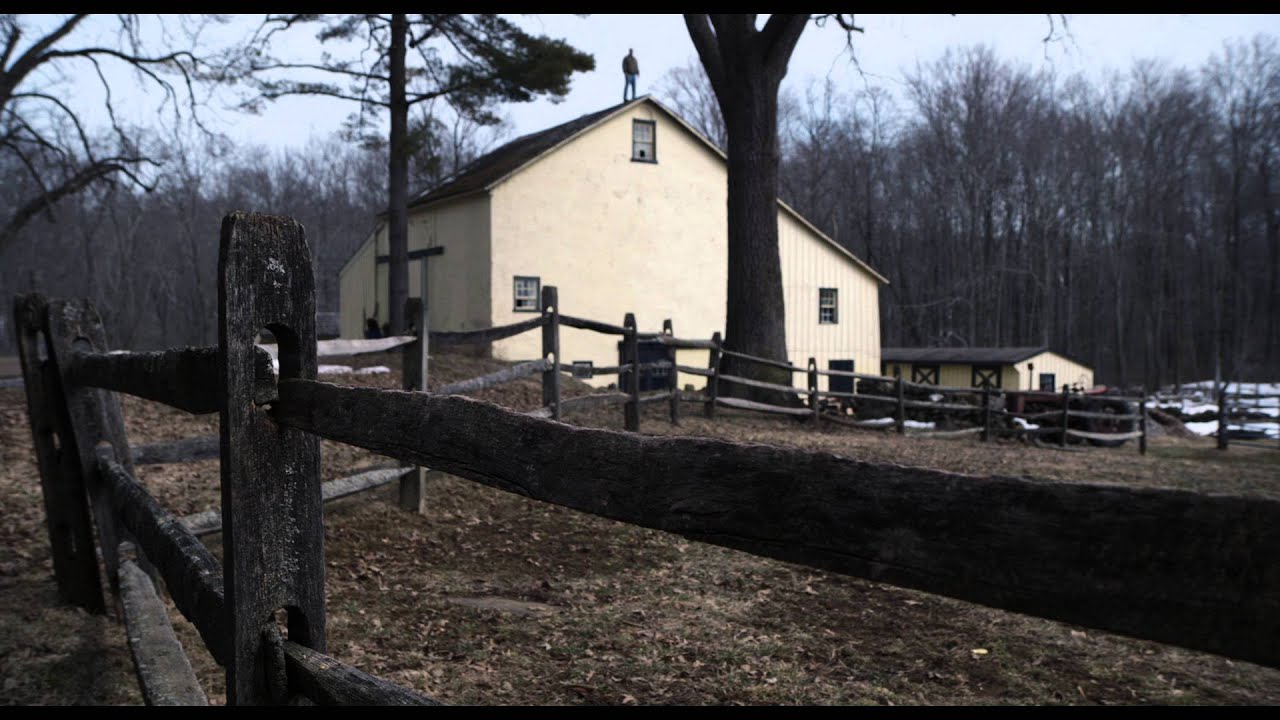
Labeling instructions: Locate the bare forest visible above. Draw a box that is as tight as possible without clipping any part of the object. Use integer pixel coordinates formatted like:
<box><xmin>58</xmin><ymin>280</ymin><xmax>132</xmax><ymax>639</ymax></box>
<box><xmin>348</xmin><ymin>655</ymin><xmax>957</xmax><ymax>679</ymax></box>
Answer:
<box><xmin>4</xmin><ymin>33</ymin><xmax>1279</xmax><ymax>390</ymax></box>
<box><xmin>664</xmin><ymin>38</ymin><xmax>1280</xmax><ymax>389</ymax></box>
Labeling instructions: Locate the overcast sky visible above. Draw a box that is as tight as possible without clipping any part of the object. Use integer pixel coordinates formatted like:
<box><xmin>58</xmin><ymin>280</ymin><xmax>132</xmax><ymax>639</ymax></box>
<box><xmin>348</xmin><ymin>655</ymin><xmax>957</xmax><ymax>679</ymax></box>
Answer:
<box><xmin>27</xmin><ymin>14</ymin><xmax>1280</xmax><ymax>152</ymax></box>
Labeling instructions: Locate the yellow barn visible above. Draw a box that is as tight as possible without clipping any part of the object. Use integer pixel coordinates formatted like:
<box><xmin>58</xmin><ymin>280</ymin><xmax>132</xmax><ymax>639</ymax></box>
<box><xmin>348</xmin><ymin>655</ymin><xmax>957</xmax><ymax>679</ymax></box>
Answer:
<box><xmin>338</xmin><ymin>96</ymin><xmax>888</xmax><ymax>389</ymax></box>
<box><xmin>880</xmin><ymin>347</ymin><xmax>1095</xmax><ymax>392</ymax></box>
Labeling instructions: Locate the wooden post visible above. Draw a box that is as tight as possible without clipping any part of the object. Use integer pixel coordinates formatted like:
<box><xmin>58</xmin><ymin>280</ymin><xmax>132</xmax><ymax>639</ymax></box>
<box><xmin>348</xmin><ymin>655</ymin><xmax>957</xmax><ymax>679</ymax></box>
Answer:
<box><xmin>399</xmin><ymin>298</ymin><xmax>427</xmax><ymax>513</ymax></box>
<box><xmin>542</xmin><ymin>286</ymin><xmax>561</xmax><ymax>421</ymax></box>
<box><xmin>664</xmin><ymin>319</ymin><xmax>679</xmax><ymax>426</ymax></box>
<box><xmin>45</xmin><ymin>296</ymin><xmax>144</xmax><ymax>598</ymax></box>
<box><xmin>218</xmin><ymin>212</ymin><xmax>325</xmax><ymax>704</ymax></box>
<box><xmin>1139</xmin><ymin>388</ymin><xmax>1148</xmax><ymax>456</ymax></box>
<box><xmin>12</xmin><ymin>294</ymin><xmax>105</xmax><ymax>613</ymax></box>
<box><xmin>1060</xmin><ymin>385</ymin><xmax>1071</xmax><ymax>448</ymax></box>
<box><xmin>623</xmin><ymin>313</ymin><xmax>640</xmax><ymax>432</ymax></box>
<box><xmin>1217</xmin><ymin>383</ymin><xmax>1229</xmax><ymax>451</ymax></box>
<box><xmin>808</xmin><ymin>357</ymin><xmax>820</xmax><ymax>426</ymax></box>
<box><xmin>982</xmin><ymin>387</ymin><xmax>992</xmax><ymax>443</ymax></box>
<box><xmin>895</xmin><ymin>374</ymin><xmax>906</xmax><ymax>435</ymax></box>
<box><xmin>705</xmin><ymin>331</ymin><xmax>722</xmax><ymax>419</ymax></box>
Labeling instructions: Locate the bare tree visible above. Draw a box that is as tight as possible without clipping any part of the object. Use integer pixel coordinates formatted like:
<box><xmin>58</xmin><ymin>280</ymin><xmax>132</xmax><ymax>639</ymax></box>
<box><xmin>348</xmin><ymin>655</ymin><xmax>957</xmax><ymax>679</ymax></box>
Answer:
<box><xmin>653</xmin><ymin>59</ymin><xmax>726</xmax><ymax>150</ymax></box>
<box><xmin>0</xmin><ymin>14</ymin><xmax>219</xmax><ymax>252</ymax></box>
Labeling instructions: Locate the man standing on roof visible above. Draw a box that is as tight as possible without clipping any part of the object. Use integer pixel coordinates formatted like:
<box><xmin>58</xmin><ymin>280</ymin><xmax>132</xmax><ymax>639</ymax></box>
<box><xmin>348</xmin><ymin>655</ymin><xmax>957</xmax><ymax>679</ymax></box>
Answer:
<box><xmin>623</xmin><ymin>49</ymin><xmax>639</xmax><ymax>102</ymax></box>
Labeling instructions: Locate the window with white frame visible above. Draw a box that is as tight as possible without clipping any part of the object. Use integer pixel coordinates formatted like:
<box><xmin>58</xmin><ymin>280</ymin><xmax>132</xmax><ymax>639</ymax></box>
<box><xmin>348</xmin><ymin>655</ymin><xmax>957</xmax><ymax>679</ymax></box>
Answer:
<box><xmin>514</xmin><ymin>276</ymin><xmax>540</xmax><ymax>312</ymax></box>
<box><xmin>632</xmin><ymin>120</ymin><xmax>656</xmax><ymax>162</ymax></box>
<box><xmin>819</xmin><ymin>288</ymin><xmax>838</xmax><ymax>324</ymax></box>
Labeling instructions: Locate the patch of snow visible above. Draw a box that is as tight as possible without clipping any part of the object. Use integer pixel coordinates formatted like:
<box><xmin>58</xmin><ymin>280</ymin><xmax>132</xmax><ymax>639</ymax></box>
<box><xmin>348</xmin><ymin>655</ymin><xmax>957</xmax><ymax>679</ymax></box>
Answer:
<box><xmin>354</xmin><ymin>366</ymin><xmax>391</xmax><ymax>375</ymax></box>
<box><xmin>1013</xmin><ymin>417</ymin><xmax>1040</xmax><ymax>430</ymax></box>
<box><xmin>855</xmin><ymin>417</ymin><xmax>935</xmax><ymax>430</ymax></box>
<box><xmin>1175</xmin><ymin>380</ymin><xmax>1280</xmax><ymax>396</ymax></box>
<box><xmin>318</xmin><ymin>364</ymin><xmax>354</xmax><ymax>374</ymax></box>
<box><xmin>1184</xmin><ymin>420</ymin><xmax>1218</xmax><ymax>436</ymax></box>
<box><xmin>1145</xmin><ymin>399</ymin><xmax>1218</xmax><ymax>415</ymax></box>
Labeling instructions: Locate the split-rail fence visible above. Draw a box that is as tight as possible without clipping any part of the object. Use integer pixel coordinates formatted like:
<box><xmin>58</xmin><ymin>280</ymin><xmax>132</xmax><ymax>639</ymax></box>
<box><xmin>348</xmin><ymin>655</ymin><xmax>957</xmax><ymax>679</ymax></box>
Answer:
<box><xmin>12</xmin><ymin>212</ymin><xmax>1279</xmax><ymax>705</ymax></box>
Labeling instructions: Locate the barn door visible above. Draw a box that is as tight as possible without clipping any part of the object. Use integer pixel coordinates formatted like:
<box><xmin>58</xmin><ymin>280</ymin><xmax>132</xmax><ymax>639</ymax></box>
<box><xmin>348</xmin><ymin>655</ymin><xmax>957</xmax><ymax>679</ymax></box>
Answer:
<box><xmin>618</xmin><ymin>339</ymin><xmax>671</xmax><ymax>391</ymax></box>
<box><xmin>829</xmin><ymin>360</ymin><xmax>854</xmax><ymax>394</ymax></box>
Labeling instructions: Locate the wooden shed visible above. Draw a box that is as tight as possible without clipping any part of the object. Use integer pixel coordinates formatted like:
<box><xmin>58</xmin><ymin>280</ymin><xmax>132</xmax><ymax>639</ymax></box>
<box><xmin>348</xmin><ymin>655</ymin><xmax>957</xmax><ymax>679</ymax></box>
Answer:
<box><xmin>880</xmin><ymin>347</ymin><xmax>1094</xmax><ymax>392</ymax></box>
<box><xmin>339</xmin><ymin>96</ymin><xmax>887</xmax><ymax>389</ymax></box>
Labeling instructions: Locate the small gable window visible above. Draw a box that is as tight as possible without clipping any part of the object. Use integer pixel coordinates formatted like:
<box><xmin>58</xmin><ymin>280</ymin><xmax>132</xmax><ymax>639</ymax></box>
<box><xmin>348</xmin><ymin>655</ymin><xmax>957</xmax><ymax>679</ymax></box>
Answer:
<box><xmin>632</xmin><ymin>120</ymin><xmax>656</xmax><ymax>162</ymax></box>
<box><xmin>514</xmin><ymin>276</ymin><xmax>540</xmax><ymax>312</ymax></box>
<box><xmin>1039</xmin><ymin>373</ymin><xmax>1057</xmax><ymax>392</ymax></box>
<box><xmin>819</xmin><ymin>288</ymin><xmax>838</xmax><ymax>324</ymax></box>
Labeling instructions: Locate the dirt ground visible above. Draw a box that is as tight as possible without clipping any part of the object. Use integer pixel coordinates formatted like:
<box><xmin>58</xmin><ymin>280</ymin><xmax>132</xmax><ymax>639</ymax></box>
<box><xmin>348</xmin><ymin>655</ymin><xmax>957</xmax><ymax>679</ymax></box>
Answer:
<box><xmin>2</xmin><ymin>352</ymin><xmax>1279</xmax><ymax>706</ymax></box>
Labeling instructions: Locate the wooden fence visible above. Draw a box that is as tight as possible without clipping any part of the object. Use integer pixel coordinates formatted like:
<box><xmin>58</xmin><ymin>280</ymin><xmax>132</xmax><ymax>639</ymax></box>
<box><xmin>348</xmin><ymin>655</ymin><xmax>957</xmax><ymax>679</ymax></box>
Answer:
<box><xmin>12</xmin><ymin>212</ymin><xmax>1280</xmax><ymax>705</ymax></box>
<box><xmin>1213</xmin><ymin>383</ymin><xmax>1280</xmax><ymax>452</ymax></box>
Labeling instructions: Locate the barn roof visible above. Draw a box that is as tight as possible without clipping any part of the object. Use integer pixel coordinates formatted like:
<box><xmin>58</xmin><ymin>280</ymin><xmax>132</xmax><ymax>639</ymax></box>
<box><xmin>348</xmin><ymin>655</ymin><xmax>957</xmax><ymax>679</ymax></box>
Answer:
<box><xmin>394</xmin><ymin>95</ymin><xmax>888</xmax><ymax>285</ymax></box>
<box><xmin>406</xmin><ymin>102</ymin><xmax>626</xmax><ymax>210</ymax></box>
<box><xmin>881</xmin><ymin>347</ymin><xmax>1054</xmax><ymax>365</ymax></box>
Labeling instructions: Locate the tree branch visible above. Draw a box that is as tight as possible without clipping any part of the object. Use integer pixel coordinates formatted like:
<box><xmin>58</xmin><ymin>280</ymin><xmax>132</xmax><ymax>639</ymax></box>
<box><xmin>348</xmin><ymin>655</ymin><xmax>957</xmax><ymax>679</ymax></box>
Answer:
<box><xmin>248</xmin><ymin>59</ymin><xmax>389</xmax><ymax>82</ymax></box>
<box><xmin>253</xmin><ymin>82</ymin><xmax>390</xmax><ymax>108</ymax></box>
<box><xmin>683</xmin><ymin>14</ymin><xmax>728</xmax><ymax>107</ymax></box>
<box><xmin>759</xmin><ymin>14</ymin><xmax>810</xmax><ymax>76</ymax></box>
<box><xmin>1</xmin><ymin>14</ymin><xmax>86</xmax><ymax>104</ymax></box>
<box><xmin>0</xmin><ymin>159</ymin><xmax>134</xmax><ymax>252</ymax></box>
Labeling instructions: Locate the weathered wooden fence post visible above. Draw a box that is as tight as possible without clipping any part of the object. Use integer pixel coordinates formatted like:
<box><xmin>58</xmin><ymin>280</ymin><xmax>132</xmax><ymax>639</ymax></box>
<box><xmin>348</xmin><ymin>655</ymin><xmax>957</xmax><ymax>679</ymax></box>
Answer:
<box><xmin>399</xmin><ymin>297</ymin><xmax>428</xmax><ymax>513</ymax></box>
<box><xmin>808</xmin><ymin>357</ymin><xmax>820</xmax><ymax>426</ymax></box>
<box><xmin>1139</xmin><ymin>388</ymin><xmax>1148</xmax><ymax>456</ymax></box>
<box><xmin>12</xmin><ymin>294</ymin><xmax>105</xmax><ymax>613</ymax></box>
<box><xmin>705</xmin><ymin>331</ymin><xmax>722</xmax><ymax>419</ymax></box>
<box><xmin>664</xmin><ymin>319</ymin><xmax>678</xmax><ymax>426</ymax></box>
<box><xmin>45</xmin><ymin>296</ymin><xmax>145</xmax><ymax>598</ymax></box>
<box><xmin>542</xmin><ymin>286</ymin><xmax>561</xmax><ymax>421</ymax></box>
<box><xmin>1217</xmin><ymin>383</ymin><xmax>1229</xmax><ymax>451</ymax></box>
<box><xmin>219</xmin><ymin>212</ymin><xmax>325</xmax><ymax>704</ymax></box>
<box><xmin>982</xmin><ymin>387</ymin><xmax>992</xmax><ymax>442</ymax></box>
<box><xmin>1060</xmin><ymin>385</ymin><xmax>1071</xmax><ymax>448</ymax></box>
<box><xmin>623</xmin><ymin>313</ymin><xmax>640</xmax><ymax>432</ymax></box>
<box><xmin>895</xmin><ymin>373</ymin><xmax>906</xmax><ymax>435</ymax></box>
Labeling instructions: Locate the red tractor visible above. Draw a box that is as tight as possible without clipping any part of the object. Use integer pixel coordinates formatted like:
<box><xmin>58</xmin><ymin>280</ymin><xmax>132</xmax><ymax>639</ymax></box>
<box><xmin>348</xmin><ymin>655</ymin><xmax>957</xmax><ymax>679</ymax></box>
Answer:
<box><xmin>1004</xmin><ymin>386</ymin><xmax>1139</xmax><ymax>447</ymax></box>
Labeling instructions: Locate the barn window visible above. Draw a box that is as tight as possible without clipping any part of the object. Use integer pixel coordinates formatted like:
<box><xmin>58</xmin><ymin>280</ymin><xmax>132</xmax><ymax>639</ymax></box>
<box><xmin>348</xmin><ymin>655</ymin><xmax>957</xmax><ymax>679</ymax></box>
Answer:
<box><xmin>513</xmin><ymin>276</ymin><xmax>540</xmax><ymax>312</ymax></box>
<box><xmin>912</xmin><ymin>364</ymin><xmax>939</xmax><ymax>385</ymax></box>
<box><xmin>818</xmin><ymin>288</ymin><xmax>838</xmax><ymax>324</ymax></box>
<box><xmin>632</xmin><ymin>120</ymin><xmax>656</xmax><ymax>162</ymax></box>
<box><xmin>971</xmin><ymin>365</ymin><xmax>1002</xmax><ymax>389</ymax></box>
<box><xmin>1039</xmin><ymin>373</ymin><xmax>1057</xmax><ymax>392</ymax></box>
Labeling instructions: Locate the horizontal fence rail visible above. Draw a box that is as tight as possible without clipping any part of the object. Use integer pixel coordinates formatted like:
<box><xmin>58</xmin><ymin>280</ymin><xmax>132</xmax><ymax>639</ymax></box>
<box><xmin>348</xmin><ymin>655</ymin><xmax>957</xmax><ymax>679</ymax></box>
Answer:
<box><xmin>180</xmin><ymin>466</ymin><xmax>412</xmax><ymax>538</ymax></box>
<box><xmin>429</xmin><ymin>316</ymin><xmax>545</xmax><ymax>348</ymax></box>
<box><xmin>433</xmin><ymin>359</ymin><xmax>551</xmax><ymax>396</ymax></box>
<box><xmin>278</xmin><ymin>636</ymin><xmax>439</xmax><ymax>705</ymax></box>
<box><xmin>268</xmin><ymin>380</ymin><xmax>1280</xmax><ymax>669</ymax></box>
<box><xmin>118</xmin><ymin>554</ymin><xmax>209</xmax><ymax>706</ymax></box>
<box><xmin>65</xmin><ymin>347</ymin><xmax>276</xmax><ymax>414</ymax></box>
<box><xmin>99</xmin><ymin>455</ymin><xmax>230</xmax><ymax>666</ymax></box>
<box><xmin>718</xmin><ymin>348</ymin><xmax>802</xmax><ymax>372</ymax></box>
<box><xmin>130</xmin><ymin>435</ymin><xmax>220</xmax><ymax>465</ymax></box>
<box><xmin>558</xmin><ymin>314</ymin><xmax>628</xmax><ymax>336</ymax></box>
<box><xmin>718</xmin><ymin>373</ymin><xmax>806</xmax><ymax>395</ymax></box>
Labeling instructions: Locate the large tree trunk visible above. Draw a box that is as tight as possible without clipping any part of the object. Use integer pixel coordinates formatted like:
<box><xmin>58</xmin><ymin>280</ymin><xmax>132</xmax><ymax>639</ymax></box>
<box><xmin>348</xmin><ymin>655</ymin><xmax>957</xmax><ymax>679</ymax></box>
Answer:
<box><xmin>684</xmin><ymin>14</ymin><xmax>808</xmax><ymax>404</ymax></box>
<box><xmin>720</xmin><ymin>75</ymin><xmax>791</xmax><ymax>397</ymax></box>
<box><xmin>387</xmin><ymin>13</ymin><xmax>410</xmax><ymax>334</ymax></box>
